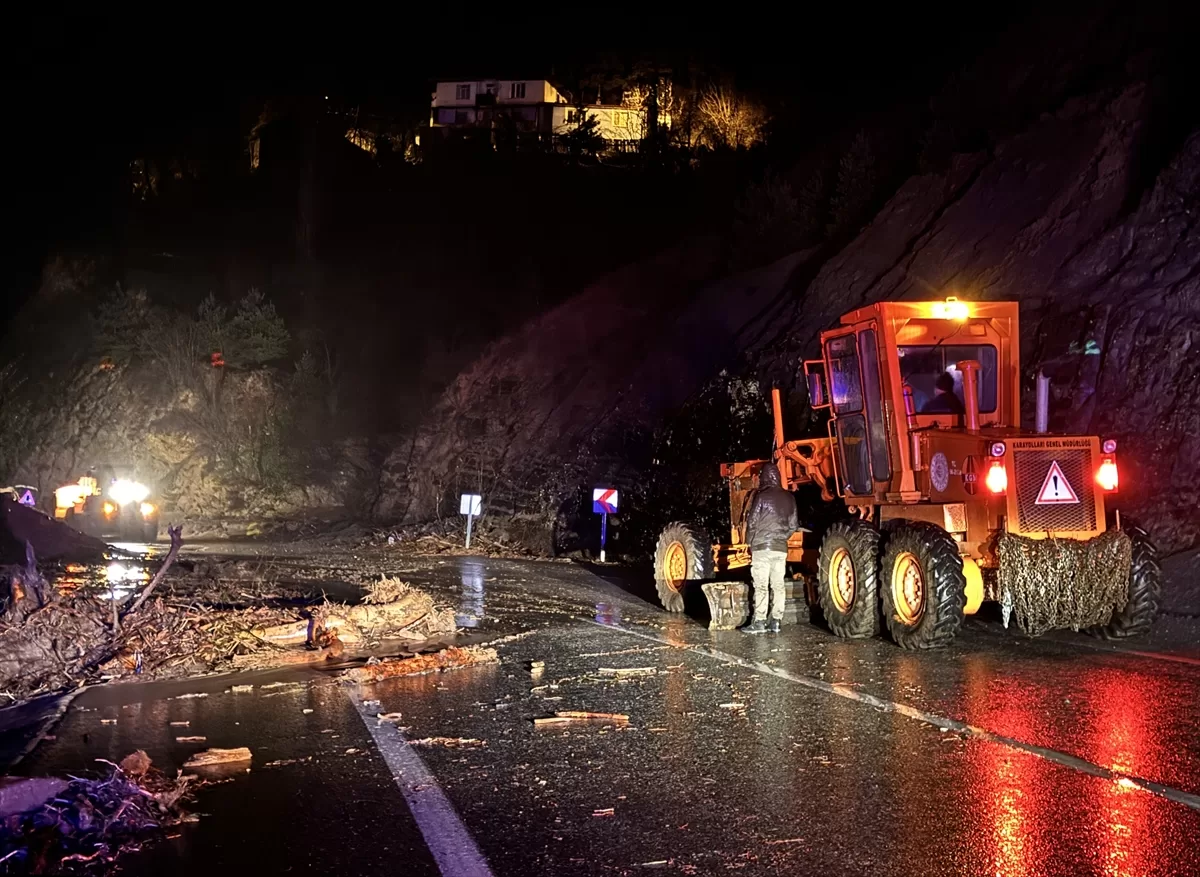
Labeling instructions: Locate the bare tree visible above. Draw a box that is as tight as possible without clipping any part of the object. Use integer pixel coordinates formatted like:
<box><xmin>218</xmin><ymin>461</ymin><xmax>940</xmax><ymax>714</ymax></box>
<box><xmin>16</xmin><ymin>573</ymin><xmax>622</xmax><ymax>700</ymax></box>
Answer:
<box><xmin>697</xmin><ymin>86</ymin><xmax>767</xmax><ymax>149</ymax></box>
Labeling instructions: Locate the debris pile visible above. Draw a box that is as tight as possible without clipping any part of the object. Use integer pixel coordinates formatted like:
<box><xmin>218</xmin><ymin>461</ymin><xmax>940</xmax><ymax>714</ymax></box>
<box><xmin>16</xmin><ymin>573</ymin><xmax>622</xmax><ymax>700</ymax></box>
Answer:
<box><xmin>363</xmin><ymin>522</ymin><xmax>544</xmax><ymax>559</ymax></box>
<box><xmin>1</xmin><ymin>542</ymin><xmax>457</xmax><ymax>704</ymax></box>
<box><xmin>0</xmin><ymin>751</ymin><xmax>196</xmax><ymax>874</ymax></box>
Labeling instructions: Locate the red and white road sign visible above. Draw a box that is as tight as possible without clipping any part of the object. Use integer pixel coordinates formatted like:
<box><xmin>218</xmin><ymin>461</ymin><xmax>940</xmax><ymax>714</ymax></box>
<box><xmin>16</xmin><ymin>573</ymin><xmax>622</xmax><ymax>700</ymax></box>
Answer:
<box><xmin>592</xmin><ymin>488</ymin><xmax>619</xmax><ymax>514</ymax></box>
<box><xmin>1035</xmin><ymin>461</ymin><xmax>1080</xmax><ymax>505</ymax></box>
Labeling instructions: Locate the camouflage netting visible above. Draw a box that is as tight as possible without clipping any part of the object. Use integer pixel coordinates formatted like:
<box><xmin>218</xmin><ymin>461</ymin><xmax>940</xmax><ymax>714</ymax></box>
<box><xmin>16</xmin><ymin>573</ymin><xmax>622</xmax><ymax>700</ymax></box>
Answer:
<box><xmin>997</xmin><ymin>530</ymin><xmax>1132</xmax><ymax>636</ymax></box>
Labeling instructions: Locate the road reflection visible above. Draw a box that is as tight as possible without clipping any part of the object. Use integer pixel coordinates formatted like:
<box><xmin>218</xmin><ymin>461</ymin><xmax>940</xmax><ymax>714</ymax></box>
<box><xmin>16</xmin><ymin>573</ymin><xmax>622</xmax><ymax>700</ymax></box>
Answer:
<box><xmin>1089</xmin><ymin>671</ymin><xmax>1153</xmax><ymax>877</ymax></box>
<box><xmin>958</xmin><ymin>654</ymin><xmax>1176</xmax><ymax>877</ymax></box>
<box><xmin>457</xmin><ymin>561</ymin><xmax>485</xmax><ymax>628</ymax></box>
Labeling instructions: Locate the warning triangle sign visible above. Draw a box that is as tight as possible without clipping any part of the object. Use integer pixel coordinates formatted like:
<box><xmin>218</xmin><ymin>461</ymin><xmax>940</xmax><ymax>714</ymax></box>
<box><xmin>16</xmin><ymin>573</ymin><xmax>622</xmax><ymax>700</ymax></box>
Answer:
<box><xmin>1035</xmin><ymin>461</ymin><xmax>1080</xmax><ymax>505</ymax></box>
<box><xmin>17</xmin><ymin>490</ymin><xmax>35</xmax><ymax>506</ymax></box>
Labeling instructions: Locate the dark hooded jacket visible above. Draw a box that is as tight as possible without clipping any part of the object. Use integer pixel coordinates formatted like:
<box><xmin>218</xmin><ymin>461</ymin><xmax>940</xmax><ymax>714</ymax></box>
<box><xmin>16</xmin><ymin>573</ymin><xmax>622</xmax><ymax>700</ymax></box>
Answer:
<box><xmin>745</xmin><ymin>463</ymin><xmax>799</xmax><ymax>553</ymax></box>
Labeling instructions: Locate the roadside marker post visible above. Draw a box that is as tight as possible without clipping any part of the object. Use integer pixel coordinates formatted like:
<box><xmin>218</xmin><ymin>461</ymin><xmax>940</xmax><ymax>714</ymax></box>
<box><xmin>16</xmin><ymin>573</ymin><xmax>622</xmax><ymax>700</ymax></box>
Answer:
<box><xmin>592</xmin><ymin>488</ymin><xmax>619</xmax><ymax>563</ymax></box>
<box><xmin>460</xmin><ymin>494</ymin><xmax>482</xmax><ymax>550</ymax></box>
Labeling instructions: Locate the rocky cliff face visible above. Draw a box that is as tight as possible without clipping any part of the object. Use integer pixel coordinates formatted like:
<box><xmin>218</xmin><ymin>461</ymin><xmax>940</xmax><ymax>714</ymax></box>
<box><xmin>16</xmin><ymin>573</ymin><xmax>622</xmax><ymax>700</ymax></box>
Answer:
<box><xmin>377</xmin><ymin>79</ymin><xmax>1199</xmax><ymax>555</ymax></box>
<box><xmin>10</xmin><ymin>363</ymin><xmax>355</xmax><ymax>537</ymax></box>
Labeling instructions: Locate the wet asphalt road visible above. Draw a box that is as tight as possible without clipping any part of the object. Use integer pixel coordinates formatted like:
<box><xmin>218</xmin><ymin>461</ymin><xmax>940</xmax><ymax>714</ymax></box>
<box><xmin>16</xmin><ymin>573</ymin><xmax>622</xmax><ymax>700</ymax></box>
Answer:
<box><xmin>10</xmin><ymin>554</ymin><xmax>1200</xmax><ymax>876</ymax></box>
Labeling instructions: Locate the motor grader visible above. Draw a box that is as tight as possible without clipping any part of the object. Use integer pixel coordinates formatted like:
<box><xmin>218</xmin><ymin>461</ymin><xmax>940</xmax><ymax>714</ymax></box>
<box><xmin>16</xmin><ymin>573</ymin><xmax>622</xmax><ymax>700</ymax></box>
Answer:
<box><xmin>653</xmin><ymin>298</ymin><xmax>1160</xmax><ymax>648</ymax></box>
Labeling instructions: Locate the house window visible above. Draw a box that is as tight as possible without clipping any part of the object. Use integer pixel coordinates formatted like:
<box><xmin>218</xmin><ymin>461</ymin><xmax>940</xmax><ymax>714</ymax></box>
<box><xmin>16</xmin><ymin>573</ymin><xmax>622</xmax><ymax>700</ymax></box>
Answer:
<box><xmin>456</xmin><ymin>84</ymin><xmax>471</xmax><ymax>100</ymax></box>
<box><xmin>566</xmin><ymin>109</ymin><xmax>576</xmax><ymax>123</ymax></box>
<box><xmin>509</xmin><ymin>81</ymin><xmax>526</xmax><ymax>99</ymax></box>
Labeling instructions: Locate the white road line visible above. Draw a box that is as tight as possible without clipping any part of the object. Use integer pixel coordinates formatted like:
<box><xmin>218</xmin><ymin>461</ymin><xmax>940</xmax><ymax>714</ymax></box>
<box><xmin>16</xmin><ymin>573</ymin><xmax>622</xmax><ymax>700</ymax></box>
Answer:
<box><xmin>585</xmin><ymin>619</ymin><xmax>1200</xmax><ymax>813</ymax></box>
<box><xmin>347</xmin><ymin>688</ymin><xmax>495</xmax><ymax>877</ymax></box>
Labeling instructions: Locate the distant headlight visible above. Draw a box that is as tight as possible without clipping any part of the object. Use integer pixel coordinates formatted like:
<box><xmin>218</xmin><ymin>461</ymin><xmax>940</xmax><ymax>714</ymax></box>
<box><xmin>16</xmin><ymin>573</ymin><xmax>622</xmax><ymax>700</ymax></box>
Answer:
<box><xmin>108</xmin><ymin>479</ymin><xmax>150</xmax><ymax>506</ymax></box>
<box><xmin>102</xmin><ymin>501</ymin><xmax>117</xmax><ymax>516</ymax></box>
<box><xmin>140</xmin><ymin>502</ymin><xmax>156</xmax><ymax>518</ymax></box>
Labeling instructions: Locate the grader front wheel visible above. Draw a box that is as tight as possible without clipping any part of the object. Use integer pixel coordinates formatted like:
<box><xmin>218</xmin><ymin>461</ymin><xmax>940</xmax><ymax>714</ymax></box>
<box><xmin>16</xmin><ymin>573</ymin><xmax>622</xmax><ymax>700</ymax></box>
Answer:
<box><xmin>653</xmin><ymin>522</ymin><xmax>714</xmax><ymax>612</ymax></box>
<box><xmin>880</xmin><ymin>523</ymin><xmax>966</xmax><ymax>650</ymax></box>
<box><xmin>817</xmin><ymin>521</ymin><xmax>880</xmax><ymax>638</ymax></box>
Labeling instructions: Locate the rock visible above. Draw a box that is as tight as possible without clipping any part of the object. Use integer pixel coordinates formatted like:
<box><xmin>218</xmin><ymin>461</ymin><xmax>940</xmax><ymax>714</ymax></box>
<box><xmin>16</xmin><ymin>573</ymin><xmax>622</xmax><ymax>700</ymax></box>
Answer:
<box><xmin>0</xmin><ymin>776</ymin><xmax>69</xmax><ymax>818</ymax></box>
<box><xmin>119</xmin><ymin>749</ymin><xmax>152</xmax><ymax>778</ymax></box>
<box><xmin>0</xmin><ymin>500</ymin><xmax>107</xmax><ymax>564</ymax></box>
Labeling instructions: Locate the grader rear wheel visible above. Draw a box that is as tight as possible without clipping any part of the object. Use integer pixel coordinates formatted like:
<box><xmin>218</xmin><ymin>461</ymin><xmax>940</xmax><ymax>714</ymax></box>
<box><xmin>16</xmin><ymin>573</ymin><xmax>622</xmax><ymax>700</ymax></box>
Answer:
<box><xmin>880</xmin><ymin>522</ymin><xmax>966</xmax><ymax>650</ymax></box>
<box><xmin>1090</xmin><ymin>522</ymin><xmax>1161</xmax><ymax>639</ymax></box>
<box><xmin>653</xmin><ymin>522</ymin><xmax>714</xmax><ymax>612</ymax></box>
<box><xmin>816</xmin><ymin>521</ymin><xmax>880</xmax><ymax>638</ymax></box>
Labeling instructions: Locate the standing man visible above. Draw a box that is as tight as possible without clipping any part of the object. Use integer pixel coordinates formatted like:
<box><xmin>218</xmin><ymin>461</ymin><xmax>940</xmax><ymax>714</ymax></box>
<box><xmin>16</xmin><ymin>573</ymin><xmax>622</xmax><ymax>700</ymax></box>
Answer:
<box><xmin>744</xmin><ymin>462</ymin><xmax>799</xmax><ymax>634</ymax></box>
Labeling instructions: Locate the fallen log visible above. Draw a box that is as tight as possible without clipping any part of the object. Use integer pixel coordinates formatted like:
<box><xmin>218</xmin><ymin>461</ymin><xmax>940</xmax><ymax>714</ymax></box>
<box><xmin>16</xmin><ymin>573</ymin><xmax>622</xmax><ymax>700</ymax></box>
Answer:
<box><xmin>344</xmin><ymin>645</ymin><xmax>499</xmax><ymax>683</ymax></box>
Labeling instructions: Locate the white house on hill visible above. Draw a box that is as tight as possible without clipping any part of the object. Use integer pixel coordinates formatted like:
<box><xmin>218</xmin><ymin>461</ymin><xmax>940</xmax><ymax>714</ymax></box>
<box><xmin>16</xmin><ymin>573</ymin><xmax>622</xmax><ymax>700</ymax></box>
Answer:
<box><xmin>428</xmin><ymin>78</ymin><xmax>657</xmax><ymax>149</ymax></box>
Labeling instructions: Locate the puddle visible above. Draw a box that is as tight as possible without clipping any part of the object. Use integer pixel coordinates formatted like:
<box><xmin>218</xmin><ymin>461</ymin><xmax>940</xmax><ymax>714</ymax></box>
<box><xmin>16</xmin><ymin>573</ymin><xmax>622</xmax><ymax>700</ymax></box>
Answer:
<box><xmin>55</xmin><ymin>557</ymin><xmax>152</xmax><ymax>599</ymax></box>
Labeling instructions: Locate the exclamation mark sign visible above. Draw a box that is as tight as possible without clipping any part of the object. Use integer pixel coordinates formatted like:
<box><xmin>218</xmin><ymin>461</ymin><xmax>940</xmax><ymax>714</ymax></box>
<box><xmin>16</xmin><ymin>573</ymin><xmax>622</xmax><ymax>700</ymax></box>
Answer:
<box><xmin>1052</xmin><ymin>474</ymin><xmax>1060</xmax><ymax>496</ymax></box>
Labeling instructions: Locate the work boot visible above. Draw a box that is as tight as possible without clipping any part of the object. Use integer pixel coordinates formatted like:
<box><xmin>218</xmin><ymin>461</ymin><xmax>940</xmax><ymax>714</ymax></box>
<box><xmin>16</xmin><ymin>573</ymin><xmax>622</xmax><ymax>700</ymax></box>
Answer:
<box><xmin>767</xmin><ymin>619</ymin><xmax>781</xmax><ymax>634</ymax></box>
<box><xmin>743</xmin><ymin>620</ymin><xmax>767</xmax><ymax>634</ymax></box>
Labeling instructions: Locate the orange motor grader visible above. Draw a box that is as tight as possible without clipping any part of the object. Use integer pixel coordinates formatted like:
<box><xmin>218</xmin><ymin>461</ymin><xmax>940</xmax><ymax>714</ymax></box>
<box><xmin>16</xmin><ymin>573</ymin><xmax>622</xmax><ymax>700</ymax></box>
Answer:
<box><xmin>653</xmin><ymin>298</ymin><xmax>1160</xmax><ymax>648</ymax></box>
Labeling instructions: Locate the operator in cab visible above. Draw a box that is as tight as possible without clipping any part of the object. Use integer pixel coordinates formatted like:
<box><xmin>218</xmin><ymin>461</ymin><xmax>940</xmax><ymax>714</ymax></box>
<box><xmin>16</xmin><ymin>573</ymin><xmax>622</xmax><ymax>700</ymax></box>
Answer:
<box><xmin>921</xmin><ymin>371</ymin><xmax>965</xmax><ymax>415</ymax></box>
<box><xmin>743</xmin><ymin>463</ymin><xmax>799</xmax><ymax>635</ymax></box>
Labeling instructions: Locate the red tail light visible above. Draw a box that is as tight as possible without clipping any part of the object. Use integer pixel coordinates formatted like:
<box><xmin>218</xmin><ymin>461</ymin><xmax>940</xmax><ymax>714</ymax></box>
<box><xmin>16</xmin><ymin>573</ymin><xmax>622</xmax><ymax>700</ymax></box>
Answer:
<box><xmin>1097</xmin><ymin>457</ymin><xmax>1118</xmax><ymax>491</ymax></box>
<box><xmin>985</xmin><ymin>460</ymin><xmax>1008</xmax><ymax>494</ymax></box>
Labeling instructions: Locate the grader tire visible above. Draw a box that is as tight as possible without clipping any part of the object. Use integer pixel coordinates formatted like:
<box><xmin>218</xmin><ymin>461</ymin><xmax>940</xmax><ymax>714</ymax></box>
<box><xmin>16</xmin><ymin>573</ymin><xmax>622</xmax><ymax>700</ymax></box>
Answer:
<box><xmin>880</xmin><ymin>522</ymin><xmax>966</xmax><ymax>650</ymax></box>
<box><xmin>817</xmin><ymin>521</ymin><xmax>880</xmax><ymax>639</ymax></box>
<box><xmin>653</xmin><ymin>522</ymin><xmax>714</xmax><ymax>613</ymax></box>
<box><xmin>1091</xmin><ymin>523</ymin><xmax>1161</xmax><ymax>639</ymax></box>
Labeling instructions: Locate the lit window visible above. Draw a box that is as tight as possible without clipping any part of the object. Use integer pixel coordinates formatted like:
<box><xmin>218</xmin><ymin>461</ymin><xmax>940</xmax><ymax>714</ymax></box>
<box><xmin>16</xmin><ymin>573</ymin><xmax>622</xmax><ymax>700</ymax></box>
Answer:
<box><xmin>510</xmin><ymin>81</ymin><xmax>526</xmax><ymax>99</ymax></box>
<box><xmin>456</xmin><ymin>84</ymin><xmax>471</xmax><ymax>100</ymax></box>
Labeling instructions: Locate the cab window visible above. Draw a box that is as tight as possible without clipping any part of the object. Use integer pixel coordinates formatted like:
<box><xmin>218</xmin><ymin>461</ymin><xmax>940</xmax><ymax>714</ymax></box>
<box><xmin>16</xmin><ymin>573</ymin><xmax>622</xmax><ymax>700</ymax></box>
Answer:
<box><xmin>827</xmin><ymin>335</ymin><xmax>862</xmax><ymax>415</ymax></box>
<box><xmin>898</xmin><ymin>344</ymin><xmax>998</xmax><ymax>414</ymax></box>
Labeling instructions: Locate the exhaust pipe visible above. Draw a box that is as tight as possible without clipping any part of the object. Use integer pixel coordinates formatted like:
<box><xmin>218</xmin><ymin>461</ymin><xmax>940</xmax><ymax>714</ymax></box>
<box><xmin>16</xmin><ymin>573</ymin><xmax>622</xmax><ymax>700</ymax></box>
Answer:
<box><xmin>1035</xmin><ymin>369</ymin><xmax>1050</xmax><ymax>434</ymax></box>
<box><xmin>957</xmin><ymin>360</ymin><xmax>981</xmax><ymax>434</ymax></box>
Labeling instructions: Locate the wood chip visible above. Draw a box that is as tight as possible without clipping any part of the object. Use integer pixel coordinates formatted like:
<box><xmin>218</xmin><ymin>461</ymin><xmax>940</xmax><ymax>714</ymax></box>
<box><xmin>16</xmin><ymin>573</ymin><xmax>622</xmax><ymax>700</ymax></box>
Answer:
<box><xmin>407</xmin><ymin>737</ymin><xmax>486</xmax><ymax>748</ymax></box>
<box><xmin>176</xmin><ymin>736</ymin><xmax>207</xmax><ymax>743</ymax></box>
<box><xmin>169</xmin><ymin>721</ymin><xmax>190</xmax><ymax>727</ymax></box>
<box><xmin>230</xmin><ymin>684</ymin><xmax>254</xmax><ymax>693</ymax></box>
<box><xmin>100</xmin><ymin>718</ymin><xmax>117</xmax><ymax>725</ymax></box>
<box><xmin>598</xmin><ymin>667</ymin><xmax>656</xmax><ymax>677</ymax></box>
<box><xmin>182</xmin><ymin>747</ymin><xmax>252</xmax><ymax>768</ymax></box>
<box><xmin>534</xmin><ymin>710</ymin><xmax>629</xmax><ymax>726</ymax></box>
<box><xmin>718</xmin><ymin>703</ymin><xmax>746</xmax><ymax>710</ymax></box>
<box><xmin>592</xmin><ymin>808</ymin><xmax>615</xmax><ymax>817</ymax></box>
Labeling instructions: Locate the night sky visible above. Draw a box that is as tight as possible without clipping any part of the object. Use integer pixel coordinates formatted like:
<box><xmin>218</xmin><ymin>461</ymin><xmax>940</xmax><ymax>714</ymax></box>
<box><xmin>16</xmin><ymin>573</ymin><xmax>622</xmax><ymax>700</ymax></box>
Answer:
<box><xmin>4</xmin><ymin>9</ymin><xmax>1032</xmax><ymax>320</ymax></box>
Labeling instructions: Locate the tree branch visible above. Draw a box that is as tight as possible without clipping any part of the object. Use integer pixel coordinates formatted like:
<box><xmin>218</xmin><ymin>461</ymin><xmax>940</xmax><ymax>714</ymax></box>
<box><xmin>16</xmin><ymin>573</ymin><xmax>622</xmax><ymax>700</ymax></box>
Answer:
<box><xmin>122</xmin><ymin>525</ymin><xmax>183</xmax><ymax>617</ymax></box>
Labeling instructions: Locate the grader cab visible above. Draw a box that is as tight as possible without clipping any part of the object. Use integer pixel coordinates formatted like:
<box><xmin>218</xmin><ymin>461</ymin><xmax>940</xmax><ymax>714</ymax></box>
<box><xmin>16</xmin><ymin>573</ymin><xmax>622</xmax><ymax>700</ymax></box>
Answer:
<box><xmin>653</xmin><ymin>298</ymin><xmax>1160</xmax><ymax>647</ymax></box>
